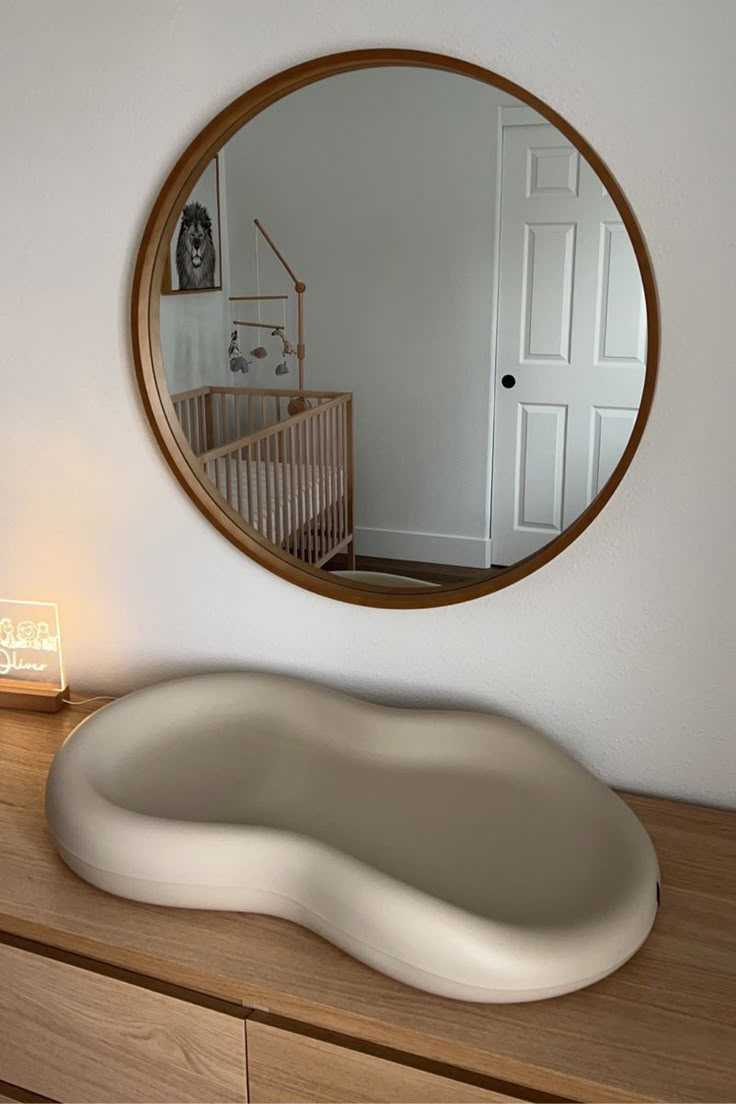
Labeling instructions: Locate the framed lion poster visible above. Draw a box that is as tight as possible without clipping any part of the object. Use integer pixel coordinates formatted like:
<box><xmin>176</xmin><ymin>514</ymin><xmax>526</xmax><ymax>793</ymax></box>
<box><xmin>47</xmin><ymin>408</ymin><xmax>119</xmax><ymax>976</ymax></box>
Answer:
<box><xmin>163</xmin><ymin>156</ymin><xmax>222</xmax><ymax>293</ymax></box>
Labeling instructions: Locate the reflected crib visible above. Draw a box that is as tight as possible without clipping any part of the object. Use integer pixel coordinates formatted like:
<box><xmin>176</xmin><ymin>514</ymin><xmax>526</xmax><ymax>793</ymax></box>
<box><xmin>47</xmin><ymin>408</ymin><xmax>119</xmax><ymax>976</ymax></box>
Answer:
<box><xmin>172</xmin><ymin>385</ymin><xmax>354</xmax><ymax>567</ymax></box>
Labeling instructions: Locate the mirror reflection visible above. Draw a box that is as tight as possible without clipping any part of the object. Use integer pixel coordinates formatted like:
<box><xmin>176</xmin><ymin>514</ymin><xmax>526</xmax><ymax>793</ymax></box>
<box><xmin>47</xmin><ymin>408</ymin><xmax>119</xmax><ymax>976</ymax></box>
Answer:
<box><xmin>160</xmin><ymin>66</ymin><xmax>646</xmax><ymax>589</ymax></box>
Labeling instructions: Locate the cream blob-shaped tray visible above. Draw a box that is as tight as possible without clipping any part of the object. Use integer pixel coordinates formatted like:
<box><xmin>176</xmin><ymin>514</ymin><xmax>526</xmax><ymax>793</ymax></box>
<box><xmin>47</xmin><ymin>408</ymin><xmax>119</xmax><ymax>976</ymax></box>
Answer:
<box><xmin>45</xmin><ymin>673</ymin><xmax>659</xmax><ymax>1003</ymax></box>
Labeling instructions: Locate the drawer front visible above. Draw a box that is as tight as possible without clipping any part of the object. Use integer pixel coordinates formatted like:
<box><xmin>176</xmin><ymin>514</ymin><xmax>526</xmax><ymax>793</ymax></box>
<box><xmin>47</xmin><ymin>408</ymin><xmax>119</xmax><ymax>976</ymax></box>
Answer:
<box><xmin>0</xmin><ymin>1082</ymin><xmax>52</xmax><ymax>1103</ymax></box>
<box><xmin>0</xmin><ymin>944</ymin><xmax>246</xmax><ymax>1103</ymax></box>
<box><xmin>246</xmin><ymin>1020</ymin><xmax>522</xmax><ymax>1103</ymax></box>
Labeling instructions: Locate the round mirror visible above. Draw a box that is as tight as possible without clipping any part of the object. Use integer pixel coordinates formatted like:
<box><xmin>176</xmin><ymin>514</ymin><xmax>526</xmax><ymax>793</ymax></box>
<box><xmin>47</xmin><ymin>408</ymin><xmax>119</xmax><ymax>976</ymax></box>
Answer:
<box><xmin>133</xmin><ymin>49</ymin><xmax>658</xmax><ymax>609</ymax></box>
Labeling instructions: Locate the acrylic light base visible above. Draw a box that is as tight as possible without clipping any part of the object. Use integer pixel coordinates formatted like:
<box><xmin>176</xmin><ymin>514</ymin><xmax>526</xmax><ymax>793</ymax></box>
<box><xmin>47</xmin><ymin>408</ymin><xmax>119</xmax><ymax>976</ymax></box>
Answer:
<box><xmin>0</xmin><ymin>679</ymin><xmax>69</xmax><ymax>713</ymax></box>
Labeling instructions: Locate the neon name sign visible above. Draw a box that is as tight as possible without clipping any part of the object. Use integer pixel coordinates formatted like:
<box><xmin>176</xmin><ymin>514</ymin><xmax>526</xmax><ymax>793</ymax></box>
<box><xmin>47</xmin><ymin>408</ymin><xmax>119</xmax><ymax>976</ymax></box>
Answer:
<box><xmin>0</xmin><ymin>600</ymin><xmax>64</xmax><ymax>688</ymax></box>
<box><xmin>0</xmin><ymin>650</ymin><xmax>48</xmax><ymax>675</ymax></box>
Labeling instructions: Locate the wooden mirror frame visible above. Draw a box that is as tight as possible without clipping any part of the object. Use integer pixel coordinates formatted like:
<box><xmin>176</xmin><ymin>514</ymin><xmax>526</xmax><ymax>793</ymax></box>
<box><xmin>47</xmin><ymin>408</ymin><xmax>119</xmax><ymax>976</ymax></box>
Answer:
<box><xmin>132</xmin><ymin>48</ymin><xmax>659</xmax><ymax>610</ymax></box>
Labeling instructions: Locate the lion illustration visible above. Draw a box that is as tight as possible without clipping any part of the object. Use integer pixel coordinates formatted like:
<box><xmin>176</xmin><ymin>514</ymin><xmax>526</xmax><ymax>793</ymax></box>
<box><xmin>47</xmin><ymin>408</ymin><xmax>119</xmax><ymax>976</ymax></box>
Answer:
<box><xmin>175</xmin><ymin>202</ymin><xmax>217</xmax><ymax>289</ymax></box>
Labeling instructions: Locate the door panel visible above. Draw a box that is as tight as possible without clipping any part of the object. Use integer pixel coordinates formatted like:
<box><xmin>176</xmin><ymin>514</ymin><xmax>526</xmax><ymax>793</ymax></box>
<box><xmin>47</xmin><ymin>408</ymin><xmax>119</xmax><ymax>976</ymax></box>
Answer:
<box><xmin>491</xmin><ymin>122</ymin><xmax>645</xmax><ymax>565</ymax></box>
<box><xmin>517</xmin><ymin>404</ymin><xmax>567</xmax><ymax>532</ymax></box>
<box><xmin>596</xmin><ymin>223</ymin><xmax>647</xmax><ymax>363</ymax></box>
<box><xmin>588</xmin><ymin>406</ymin><xmax>638</xmax><ymax>499</ymax></box>
<box><xmin>522</xmin><ymin>223</ymin><xmax>575</xmax><ymax>362</ymax></box>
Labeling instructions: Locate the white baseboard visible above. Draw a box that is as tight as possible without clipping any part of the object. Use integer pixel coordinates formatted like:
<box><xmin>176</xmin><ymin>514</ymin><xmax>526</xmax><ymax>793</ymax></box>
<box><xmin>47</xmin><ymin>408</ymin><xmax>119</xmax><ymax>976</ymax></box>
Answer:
<box><xmin>355</xmin><ymin>527</ymin><xmax>493</xmax><ymax>569</ymax></box>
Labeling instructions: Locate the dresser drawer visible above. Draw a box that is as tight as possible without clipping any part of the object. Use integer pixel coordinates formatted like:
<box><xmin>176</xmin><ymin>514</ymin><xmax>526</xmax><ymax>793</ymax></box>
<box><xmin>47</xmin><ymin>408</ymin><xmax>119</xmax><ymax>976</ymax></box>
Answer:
<box><xmin>0</xmin><ymin>943</ymin><xmax>246</xmax><ymax>1103</ymax></box>
<box><xmin>246</xmin><ymin>1020</ymin><xmax>525</xmax><ymax>1103</ymax></box>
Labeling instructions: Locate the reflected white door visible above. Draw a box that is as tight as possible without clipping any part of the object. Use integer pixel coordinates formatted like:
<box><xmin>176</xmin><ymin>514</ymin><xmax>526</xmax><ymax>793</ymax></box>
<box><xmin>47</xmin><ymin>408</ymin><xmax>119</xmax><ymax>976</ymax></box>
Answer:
<box><xmin>490</xmin><ymin>122</ymin><xmax>646</xmax><ymax>566</ymax></box>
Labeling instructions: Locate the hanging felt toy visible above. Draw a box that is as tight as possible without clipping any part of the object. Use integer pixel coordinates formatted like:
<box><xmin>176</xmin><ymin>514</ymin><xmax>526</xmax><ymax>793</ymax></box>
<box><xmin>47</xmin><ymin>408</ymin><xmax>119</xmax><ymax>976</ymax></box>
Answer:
<box><xmin>250</xmin><ymin>346</ymin><xmax>268</xmax><ymax>359</ymax></box>
<box><xmin>275</xmin><ymin>361</ymin><xmax>289</xmax><ymax>376</ymax></box>
<box><xmin>228</xmin><ymin>330</ymin><xmax>250</xmax><ymax>374</ymax></box>
<box><xmin>271</xmin><ymin>326</ymin><xmax>296</xmax><ymax>358</ymax></box>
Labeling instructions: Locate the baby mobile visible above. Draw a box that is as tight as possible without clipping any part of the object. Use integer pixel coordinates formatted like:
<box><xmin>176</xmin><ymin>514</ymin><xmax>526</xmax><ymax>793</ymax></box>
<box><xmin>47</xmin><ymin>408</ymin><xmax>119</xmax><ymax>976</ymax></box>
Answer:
<box><xmin>228</xmin><ymin>219</ymin><xmax>305</xmax><ymax>389</ymax></box>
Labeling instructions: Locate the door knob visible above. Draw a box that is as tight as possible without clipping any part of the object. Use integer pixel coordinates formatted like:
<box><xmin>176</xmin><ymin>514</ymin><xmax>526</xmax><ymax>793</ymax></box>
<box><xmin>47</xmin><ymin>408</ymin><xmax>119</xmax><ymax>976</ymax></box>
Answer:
<box><xmin>501</xmin><ymin>374</ymin><xmax>516</xmax><ymax>389</ymax></box>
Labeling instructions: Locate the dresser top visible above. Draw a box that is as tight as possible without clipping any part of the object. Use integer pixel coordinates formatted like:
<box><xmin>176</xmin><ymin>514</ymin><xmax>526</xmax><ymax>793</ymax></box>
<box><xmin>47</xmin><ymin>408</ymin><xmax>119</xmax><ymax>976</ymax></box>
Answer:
<box><xmin>1</xmin><ymin>700</ymin><xmax>734</xmax><ymax>1103</ymax></box>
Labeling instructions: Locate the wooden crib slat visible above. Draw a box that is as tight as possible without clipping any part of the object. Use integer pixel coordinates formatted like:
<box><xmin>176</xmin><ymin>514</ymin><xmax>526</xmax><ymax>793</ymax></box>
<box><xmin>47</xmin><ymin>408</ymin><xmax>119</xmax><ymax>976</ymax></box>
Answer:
<box><xmin>283</xmin><ymin>429</ymin><xmax>289</xmax><ymax>554</ymax></box>
<box><xmin>179</xmin><ymin>400</ymin><xmax>186</xmax><ymax>444</ymax></box>
<box><xmin>319</xmin><ymin>417</ymin><xmax>325</xmax><ymax>561</ymax></box>
<box><xmin>253</xmin><ymin>442</ymin><xmax>261</xmax><ymax>534</ymax></box>
<box><xmin>260</xmin><ymin>438</ymin><xmax>268</xmax><ymax>537</ymax></box>
<box><xmin>305</xmin><ymin>421</ymin><xmax>312</xmax><ymax>560</ymax></box>
<box><xmin>277</xmin><ymin>430</ymin><xmax>283</xmax><ymax>545</ymax></box>
<box><xmin>197</xmin><ymin>395</ymin><xmax>205</xmax><ymax>454</ymax></box>
<box><xmin>246</xmin><ymin>443</ymin><xmax>253</xmax><ymax>528</ymax></box>
<box><xmin>224</xmin><ymin>450</ymin><xmax>232</xmax><ymax>510</ymax></box>
<box><xmin>337</xmin><ymin>403</ymin><xmax>344</xmax><ymax>544</ymax></box>
<box><xmin>283</xmin><ymin>425</ymin><xmax>289</xmax><ymax>547</ymax></box>
<box><xmin>324</xmin><ymin>407</ymin><xmax>331</xmax><ymax>556</ymax></box>
<box><xmin>331</xmin><ymin>405</ymin><xmax>338</xmax><ymax>553</ymax></box>
<box><xmin>331</xmin><ymin>404</ymin><xmax>338</xmax><ymax>546</ymax></box>
<box><xmin>318</xmin><ymin>407</ymin><xmax>325</xmax><ymax>561</ymax></box>
<box><xmin>204</xmin><ymin>392</ymin><xmax>214</xmax><ymax>451</ymax></box>
<box><xmin>189</xmin><ymin>399</ymin><xmax>197</xmax><ymax>454</ymax></box>
<box><xmin>304</xmin><ymin>420</ymin><xmax>312</xmax><ymax>563</ymax></box>
<box><xmin>277</xmin><ymin>432</ymin><xmax>284</xmax><ymax>546</ymax></box>
<box><xmin>298</xmin><ymin>423</ymin><xmax>306</xmax><ymax>561</ymax></box>
<box><xmin>311</xmin><ymin>419</ymin><xmax>318</xmax><ymax>563</ymax></box>
<box><xmin>346</xmin><ymin>397</ymin><xmax>354</xmax><ymax>566</ymax></box>
<box><xmin>325</xmin><ymin>406</ymin><xmax>332</xmax><ymax>559</ymax></box>
<box><xmin>312</xmin><ymin>419</ymin><xmax>320</xmax><ymax>563</ymax></box>
<box><xmin>276</xmin><ymin>397</ymin><xmax>282</xmax><ymax>464</ymax></box>
<box><xmin>342</xmin><ymin>404</ymin><xmax>348</xmax><ymax>545</ymax></box>
<box><xmin>264</xmin><ymin>433</ymin><xmax>273</xmax><ymax>544</ymax></box>
<box><xmin>289</xmin><ymin>425</ymin><xmax>297</xmax><ymax>557</ymax></box>
<box><xmin>236</xmin><ymin>441</ymin><xmax>244</xmax><ymax>517</ymax></box>
<box><xmin>295</xmin><ymin>422</ymin><xmax>303</xmax><ymax>560</ymax></box>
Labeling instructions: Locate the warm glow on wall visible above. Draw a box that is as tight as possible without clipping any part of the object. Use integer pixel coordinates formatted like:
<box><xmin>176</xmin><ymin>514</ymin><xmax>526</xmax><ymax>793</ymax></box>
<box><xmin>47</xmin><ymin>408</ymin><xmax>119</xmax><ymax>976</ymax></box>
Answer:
<box><xmin>0</xmin><ymin>599</ymin><xmax>68</xmax><ymax>712</ymax></box>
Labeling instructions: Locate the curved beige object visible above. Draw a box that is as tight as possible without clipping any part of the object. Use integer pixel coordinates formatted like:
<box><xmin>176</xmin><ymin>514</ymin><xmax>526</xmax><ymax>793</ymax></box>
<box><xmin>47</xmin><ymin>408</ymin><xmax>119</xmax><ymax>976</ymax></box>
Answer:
<box><xmin>332</xmin><ymin>570</ymin><xmax>438</xmax><ymax>587</ymax></box>
<box><xmin>45</xmin><ymin>673</ymin><xmax>659</xmax><ymax>1002</ymax></box>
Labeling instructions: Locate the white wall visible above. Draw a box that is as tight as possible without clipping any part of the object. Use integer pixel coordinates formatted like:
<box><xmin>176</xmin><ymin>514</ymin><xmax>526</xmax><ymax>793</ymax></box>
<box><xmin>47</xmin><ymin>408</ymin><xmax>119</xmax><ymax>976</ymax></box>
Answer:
<box><xmin>224</xmin><ymin>69</ymin><xmax>512</xmax><ymax>566</ymax></box>
<box><xmin>1</xmin><ymin>0</ymin><xmax>735</xmax><ymax>809</ymax></box>
<box><xmin>160</xmin><ymin>290</ymin><xmax>229</xmax><ymax>395</ymax></box>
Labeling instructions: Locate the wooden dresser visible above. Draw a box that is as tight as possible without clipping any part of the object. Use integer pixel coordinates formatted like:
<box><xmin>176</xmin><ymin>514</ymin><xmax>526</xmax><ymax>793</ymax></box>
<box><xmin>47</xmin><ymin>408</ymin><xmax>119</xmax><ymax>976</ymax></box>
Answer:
<box><xmin>0</xmin><ymin>701</ymin><xmax>734</xmax><ymax>1103</ymax></box>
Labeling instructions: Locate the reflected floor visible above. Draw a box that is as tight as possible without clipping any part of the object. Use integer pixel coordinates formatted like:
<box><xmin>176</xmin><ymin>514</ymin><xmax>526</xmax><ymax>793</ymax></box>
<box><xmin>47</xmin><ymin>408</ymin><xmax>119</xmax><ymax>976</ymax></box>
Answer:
<box><xmin>325</xmin><ymin>555</ymin><xmax>506</xmax><ymax>587</ymax></box>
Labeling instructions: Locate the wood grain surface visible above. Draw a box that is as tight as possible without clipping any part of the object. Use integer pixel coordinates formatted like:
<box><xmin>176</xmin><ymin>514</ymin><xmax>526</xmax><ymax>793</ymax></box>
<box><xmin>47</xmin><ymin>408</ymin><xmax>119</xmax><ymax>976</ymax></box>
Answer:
<box><xmin>0</xmin><ymin>942</ymin><xmax>246</xmax><ymax>1103</ymax></box>
<box><xmin>0</xmin><ymin>701</ymin><xmax>734</xmax><ymax>1102</ymax></box>
<box><xmin>246</xmin><ymin>1019</ymin><xmax>522</xmax><ymax>1102</ymax></box>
